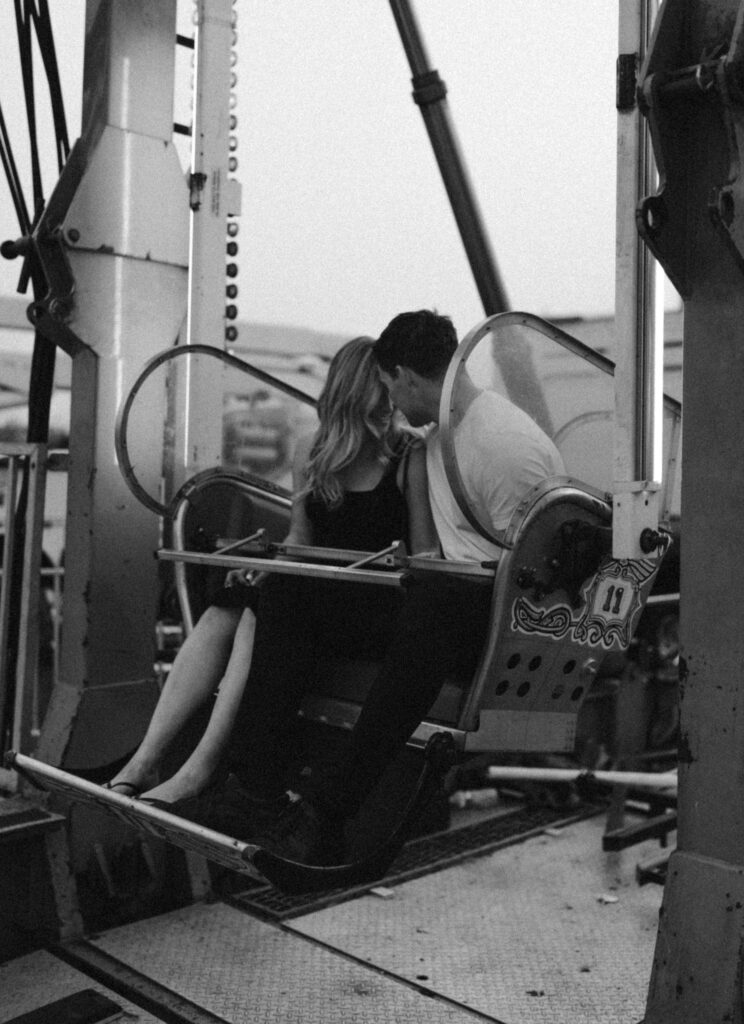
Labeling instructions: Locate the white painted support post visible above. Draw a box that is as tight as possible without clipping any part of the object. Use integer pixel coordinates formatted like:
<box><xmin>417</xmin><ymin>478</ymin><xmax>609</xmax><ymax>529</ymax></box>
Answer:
<box><xmin>175</xmin><ymin>0</ymin><xmax>241</xmax><ymax>491</ymax></box>
<box><xmin>613</xmin><ymin>0</ymin><xmax>664</xmax><ymax>558</ymax></box>
<box><xmin>37</xmin><ymin>0</ymin><xmax>189</xmax><ymax>769</ymax></box>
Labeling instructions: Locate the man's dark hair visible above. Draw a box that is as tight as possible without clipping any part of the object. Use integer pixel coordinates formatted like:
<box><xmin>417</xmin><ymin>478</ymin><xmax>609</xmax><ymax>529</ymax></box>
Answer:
<box><xmin>374</xmin><ymin>310</ymin><xmax>457</xmax><ymax>380</ymax></box>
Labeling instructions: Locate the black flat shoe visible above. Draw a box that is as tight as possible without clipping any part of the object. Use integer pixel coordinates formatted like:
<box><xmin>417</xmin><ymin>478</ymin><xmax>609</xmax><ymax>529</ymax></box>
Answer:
<box><xmin>137</xmin><ymin>796</ymin><xmax>173</xmax><ymax>810</ymax></box>
<box><xmin>168</xmin><ymin>774</ymin><xmax>291</xmax><ymax>841</ymax></box>
<box><xmin>103</xmin><ymin>780</ymin><xmax>141</xmax><ymax>798</ymax></box>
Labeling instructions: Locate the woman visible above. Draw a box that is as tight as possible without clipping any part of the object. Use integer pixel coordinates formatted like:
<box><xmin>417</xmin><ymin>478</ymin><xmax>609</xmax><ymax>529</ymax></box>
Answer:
<box><xmin>107</xmin><ymin>336</ymin><xmax>438</xmax><ymax>804</ymax></box>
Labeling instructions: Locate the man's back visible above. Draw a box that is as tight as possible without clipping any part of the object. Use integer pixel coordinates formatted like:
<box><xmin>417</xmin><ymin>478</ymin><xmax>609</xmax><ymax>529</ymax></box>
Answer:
<box><xmin>426</xmin><ymin>389</ymin><xmax>565</xmax><ymax>562</ymax></box>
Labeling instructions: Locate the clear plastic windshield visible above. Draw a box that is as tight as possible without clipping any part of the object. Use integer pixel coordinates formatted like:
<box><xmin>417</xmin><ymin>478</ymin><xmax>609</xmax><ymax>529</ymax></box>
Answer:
<box><xmin>116</xmin><ymin>345</ymin><xmax>322</xmax><ymax>515</ymax></box>
<box><xmin>439</xmin><ymin>313</ymin><xmax>682</xmax><ymax>545</ymax></box>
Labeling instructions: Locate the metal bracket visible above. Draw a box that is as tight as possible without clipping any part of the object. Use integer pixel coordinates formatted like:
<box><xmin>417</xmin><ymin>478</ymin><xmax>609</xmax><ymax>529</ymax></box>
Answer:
<box><xmin>188</xmin><ymin>171</ymin><xmax>207</xmax><ymax>212</ymax></box>
<box><xmin>617</xmin><ymin>52</ymin><xmax>639</xmax><ymax>111</ymax></box>
<box><xmin>1</xmin><ymin>138</ymin><xmax>90</xmax><ymax>356</ymax></box>
<box><xmin>412</xmin><ymin>69</ymin><xmax>447</xmax><ymax>107</ymax></box>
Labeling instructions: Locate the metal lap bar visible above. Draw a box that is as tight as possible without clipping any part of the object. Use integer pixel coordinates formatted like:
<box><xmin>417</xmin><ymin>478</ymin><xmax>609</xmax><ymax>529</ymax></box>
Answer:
<box><xmin>160</xmin><ymin>548</ymin><xmax>497</xmax><ymax>585</ymax></box>
<box><xmin>213</xmin><ymin>528</ymin><xmax>268</xmax><ymax>556</ymax></box>
<box><xmin>158</xmin><ymin>544</ymin><xmax>495</xmax><ymax>585</ymax></box>
<box><xmin>226</xmin><ymin>539</ymin><xmax>402</xmax><ymax>568</ymax></box>
<box><xmin>406</xmin><ymin>554</ymin><xmax>495</xmax><ymax>580</ymax></box>
<box><xmin>8</xmin><ymin>752</ymin><xmax>265</xmax><ymax>880</ymax></box>
<box><xmin>348</xmin><ymin>543</ymin><xmax>400</xmax><ymax>569</ymax></box>
<box><xmin>159</xmin><ymin>550</ymin><xmax>406</xmax><ymax>587</ymax></box>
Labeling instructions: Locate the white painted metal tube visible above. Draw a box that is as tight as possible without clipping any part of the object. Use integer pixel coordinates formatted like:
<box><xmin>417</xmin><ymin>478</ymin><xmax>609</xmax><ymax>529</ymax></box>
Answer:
<box><xmin>488</xmin><ymin>765</ymin><xmax>677</xmax><ymax>792</ymax></box>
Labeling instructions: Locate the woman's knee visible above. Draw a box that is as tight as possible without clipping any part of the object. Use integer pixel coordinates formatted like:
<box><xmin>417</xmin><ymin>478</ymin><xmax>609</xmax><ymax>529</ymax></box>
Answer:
<box><xmin>197</xmin><ymin>605</ymin><xmax>242</xmax><ymax>639</ymax></box>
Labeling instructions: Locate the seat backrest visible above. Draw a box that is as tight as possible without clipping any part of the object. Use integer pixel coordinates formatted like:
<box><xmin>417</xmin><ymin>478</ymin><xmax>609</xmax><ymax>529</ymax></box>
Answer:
<box><xmin>456</xmin><ymin>478</ymin><xmax>669</xmax><ymax>753</ymax></box>
<box><xmin>171</xmin><ymin>468</ymin><xmax>291</xmax><ymax>630</ymax></box>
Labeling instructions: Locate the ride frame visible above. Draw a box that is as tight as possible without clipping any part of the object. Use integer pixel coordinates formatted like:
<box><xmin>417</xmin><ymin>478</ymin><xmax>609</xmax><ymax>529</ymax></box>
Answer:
<box><xmin>2</xmin><ymin>2</ymin><xmax>739</xmax><ymax>1021</ymax></box>
<box><xmin>6</xmin><ymin>0</ymin><xmax>664</xmax><ymax>934</ymax></box>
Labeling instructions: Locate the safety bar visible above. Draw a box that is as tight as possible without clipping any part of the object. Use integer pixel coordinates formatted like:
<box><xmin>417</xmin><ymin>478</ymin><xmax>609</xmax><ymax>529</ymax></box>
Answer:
<box><xmin>179</xmin><ymin>535</ymin><xmax>498</xmax><ymax>576</ymax></box>
<box><xmin>213</xmin><ymin>534</ymin><xmax>402</xmax><ymax>568</ymax></box>
<box><xmin>160</xmin><ymin>550</ymin><xmax>405</xmax><ymax>587</ymax></box>
<box><xmin>158</xmin><ymin>547</ymin><xmax>497</xmax><ymax>586</ymax></box>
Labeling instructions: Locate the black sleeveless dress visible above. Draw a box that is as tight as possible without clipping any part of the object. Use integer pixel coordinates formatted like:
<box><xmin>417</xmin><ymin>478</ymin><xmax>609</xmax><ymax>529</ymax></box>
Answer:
<box><xmin>305</xmin><ymin>456</ymin><xmax>407</xmax><ymax>552</ymax></box>
<box><xmin>224</xmin><ymin>452</ymin><xmax>410</xmax><ymax>796</ymax></box>
<box><xmin>210</xmin><ymin>455</ymin><xmax>407</xmax><ymax>661</ymax></box>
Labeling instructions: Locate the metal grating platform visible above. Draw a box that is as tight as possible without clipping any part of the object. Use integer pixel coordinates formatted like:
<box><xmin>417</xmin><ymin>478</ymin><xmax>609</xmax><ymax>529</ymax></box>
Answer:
<box><xmin>230</xmin><ymin>801</ymin><xmax>601</xmax><ymax>920</ymax></box>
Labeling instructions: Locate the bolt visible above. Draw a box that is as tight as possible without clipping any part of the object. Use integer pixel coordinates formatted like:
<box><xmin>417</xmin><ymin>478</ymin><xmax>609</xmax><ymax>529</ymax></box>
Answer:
<box><xmin>640</xmin><ymin>528</ymin><xmax>661</xmax><ymax>553</ymax></box>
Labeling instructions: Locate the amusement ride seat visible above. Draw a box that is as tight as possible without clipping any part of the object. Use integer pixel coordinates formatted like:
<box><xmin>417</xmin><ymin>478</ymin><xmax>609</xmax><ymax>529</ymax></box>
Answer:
<box><xmin>8</xmin><ymin>313</ymin><xmax>681</xmax><ymax>893</ymax></box>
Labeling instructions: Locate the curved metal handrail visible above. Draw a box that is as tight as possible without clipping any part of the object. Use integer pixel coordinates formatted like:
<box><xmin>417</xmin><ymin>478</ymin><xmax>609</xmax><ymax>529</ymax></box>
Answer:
<box><xmin>552</xmin><ymin>409</ymin><xmax>613</xmax><ymax>449</ymax></box>
<box><xmin>114</xmin><ymin>343</ymin><xmax>317</xmax><ymax>516</ymax></box>
<box><xmin>170</xmin><ymin>465</ymin><xmax>292</xmax><ymax>633</ymax></box>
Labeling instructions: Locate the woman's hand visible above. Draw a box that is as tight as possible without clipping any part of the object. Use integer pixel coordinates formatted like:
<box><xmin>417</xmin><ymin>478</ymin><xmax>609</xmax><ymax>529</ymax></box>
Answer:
<box><xmin>225</xmin><ymin>568</ymin><xmax>264</xmax><ymax>588</ymax></box>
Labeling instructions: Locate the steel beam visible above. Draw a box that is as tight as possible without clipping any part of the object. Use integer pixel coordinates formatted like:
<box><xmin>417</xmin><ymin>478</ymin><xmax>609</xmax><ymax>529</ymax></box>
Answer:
<box><xmin>636</xmin><ymin>2</ymin><xmax>744</xmax><ymax>1021</ymax></box>
<box><xmin>177</xmin><ymin>0</ymin><xmax>239</xmax><ymax>494</ymax></box>
<box><xmin>37</xmin><ymin>0</ymin><xmax>189</xmax><ymax>769</ymax></box>
<box><xmin>388</xmin><ymin>0</ymin><xmax>552</xmax><ymax>433</ymax></box>
<box><xmin>613</xmin><ymin>0</ymin><xmax>665</xmax><ymax>559</ymax></box>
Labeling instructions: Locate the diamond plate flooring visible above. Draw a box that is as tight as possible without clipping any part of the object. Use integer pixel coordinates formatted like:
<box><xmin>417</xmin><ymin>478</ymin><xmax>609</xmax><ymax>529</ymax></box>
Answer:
<box><xmin>2</xmin><ymin>814</ymin><xmax>665</xmax><ymax>1024</ymax></box>
<box><xmin>90</xmin><ymin>901</ymin><xmax>491</xmax><ymax>1023</ymax></box>
<box><xmin>288</xmin><ymin>815</ymin><xmax>664</xmax><ymax>1024</ymax></box>
<box><xmin>0</xmin><ymin>949</ymin><xmax>163</xmax><ymax>1024</ymax></box>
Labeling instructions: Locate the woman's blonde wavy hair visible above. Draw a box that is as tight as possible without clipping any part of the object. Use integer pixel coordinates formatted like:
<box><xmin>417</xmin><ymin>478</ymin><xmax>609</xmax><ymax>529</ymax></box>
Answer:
<box><xmin>302</xmin><ymin>336</ymin><xmax>396</xmax><ymax>508</ymax></box>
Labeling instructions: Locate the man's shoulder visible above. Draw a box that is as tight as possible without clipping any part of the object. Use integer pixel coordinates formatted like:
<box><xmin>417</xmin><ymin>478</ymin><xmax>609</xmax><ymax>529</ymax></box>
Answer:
<box><xmin>465</xmin><ymin>390</ymin><xmax>534</xmax><ymax>433</ymax></box>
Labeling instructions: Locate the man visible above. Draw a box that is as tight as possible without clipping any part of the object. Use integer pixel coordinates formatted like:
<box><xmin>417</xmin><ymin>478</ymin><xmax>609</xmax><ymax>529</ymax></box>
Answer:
<box><xmin>250</xmin><ymin>309</ymin><xmax>566</xmax><ymax>862</ymax></box>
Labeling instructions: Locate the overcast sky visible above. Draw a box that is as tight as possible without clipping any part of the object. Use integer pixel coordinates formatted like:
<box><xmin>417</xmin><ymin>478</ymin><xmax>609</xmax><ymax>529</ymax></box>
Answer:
<box><xmin>0</xmin><ymin>2</ymin><xmax>675</xmax><ymax>342</ymax></box>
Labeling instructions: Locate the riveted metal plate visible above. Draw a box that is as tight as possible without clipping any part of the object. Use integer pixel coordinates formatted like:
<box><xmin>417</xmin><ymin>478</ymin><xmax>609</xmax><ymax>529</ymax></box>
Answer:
<box><xmin>288</xmin><ymin>816</ymin><xmax>664</xmax><ymax>1024</ymax></box>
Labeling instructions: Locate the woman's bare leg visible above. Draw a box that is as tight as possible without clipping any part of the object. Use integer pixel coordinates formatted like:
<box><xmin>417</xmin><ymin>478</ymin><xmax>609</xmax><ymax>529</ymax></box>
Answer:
<box><xmin>141</xmin><ymin>608</ymin><xmax>257</xmax><ymax>803</ymax></box>
<box><xmin>107</xmin><ymin>605</ymin><xmax>242</xmax><ymax>793</ymax></box>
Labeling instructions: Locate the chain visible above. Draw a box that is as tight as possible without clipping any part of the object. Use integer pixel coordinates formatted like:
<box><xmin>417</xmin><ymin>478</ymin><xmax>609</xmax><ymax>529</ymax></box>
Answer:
<box><xmin>225</xmin><ymin>1</ymin><xmax>239</xmax><ymax>345</ymax></box>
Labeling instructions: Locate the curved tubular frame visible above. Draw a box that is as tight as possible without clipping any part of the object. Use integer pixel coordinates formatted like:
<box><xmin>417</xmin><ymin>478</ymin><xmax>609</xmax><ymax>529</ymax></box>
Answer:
<box><xmin>552</xmin><ymin>410</ymin><xmax>613</xmax><ymax>449</ymax></box>
<box><xmin>439</xmin><ymin>312</ymin><xmax>682</xmax><ymax>550</ymax></box>
<box><xmin>170</xmin><ymin>465</ymin><xmax>292</xmax><ymax>633</ymax></box>
<box><xmin>250</xmin><ymin>732</ymin><xmax>457</xmax><ymax>894</ymax></box>
<box><xmin>114</xmin><ymin>343</ymin><xmax>317</xmax><ymax>516</ymax></box>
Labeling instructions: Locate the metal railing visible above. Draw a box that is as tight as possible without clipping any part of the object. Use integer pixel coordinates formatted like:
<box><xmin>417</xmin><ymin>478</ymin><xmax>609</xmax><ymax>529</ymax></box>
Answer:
<box><xmin>0</xmin><ymin>443</ymin><xmax>48</xmax><ymax>792</ymax></box>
